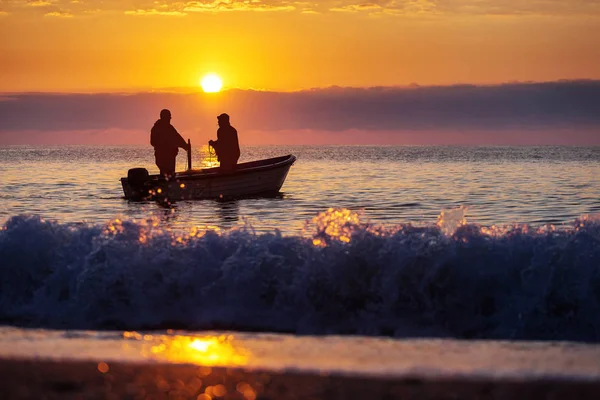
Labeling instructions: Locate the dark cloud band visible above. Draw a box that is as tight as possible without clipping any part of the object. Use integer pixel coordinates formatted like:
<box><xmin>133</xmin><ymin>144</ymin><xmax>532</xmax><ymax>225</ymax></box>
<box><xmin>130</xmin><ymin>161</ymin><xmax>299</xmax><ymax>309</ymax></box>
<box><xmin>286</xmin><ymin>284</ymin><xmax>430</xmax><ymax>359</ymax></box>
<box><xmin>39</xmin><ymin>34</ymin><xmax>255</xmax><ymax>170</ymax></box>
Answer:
<box><xmin>1</xmin><ymin>81</ymin><xmax>599</xmax><ymax>133</ymax></box>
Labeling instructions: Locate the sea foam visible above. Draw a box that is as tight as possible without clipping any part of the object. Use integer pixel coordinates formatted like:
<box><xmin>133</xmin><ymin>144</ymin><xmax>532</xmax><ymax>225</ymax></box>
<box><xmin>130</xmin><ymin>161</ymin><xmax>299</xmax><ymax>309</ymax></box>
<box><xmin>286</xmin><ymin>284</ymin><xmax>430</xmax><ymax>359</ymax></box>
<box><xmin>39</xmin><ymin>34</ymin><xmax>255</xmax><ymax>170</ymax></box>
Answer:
<box><xmin>1</xmin><ymin>209</ymin><xmax>599</xmax><ymax>342</ymax></box>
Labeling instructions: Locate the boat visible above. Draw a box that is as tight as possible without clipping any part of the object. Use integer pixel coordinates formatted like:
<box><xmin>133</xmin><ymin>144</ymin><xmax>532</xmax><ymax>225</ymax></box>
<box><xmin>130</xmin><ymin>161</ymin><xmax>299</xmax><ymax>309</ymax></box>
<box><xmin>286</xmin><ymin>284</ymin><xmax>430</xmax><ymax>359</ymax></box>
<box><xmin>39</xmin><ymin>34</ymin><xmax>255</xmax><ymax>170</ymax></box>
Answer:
<box><xmin>121</xmin><ymin>151</ymin><xmax>296</xmax><ymax>201</ymax></box>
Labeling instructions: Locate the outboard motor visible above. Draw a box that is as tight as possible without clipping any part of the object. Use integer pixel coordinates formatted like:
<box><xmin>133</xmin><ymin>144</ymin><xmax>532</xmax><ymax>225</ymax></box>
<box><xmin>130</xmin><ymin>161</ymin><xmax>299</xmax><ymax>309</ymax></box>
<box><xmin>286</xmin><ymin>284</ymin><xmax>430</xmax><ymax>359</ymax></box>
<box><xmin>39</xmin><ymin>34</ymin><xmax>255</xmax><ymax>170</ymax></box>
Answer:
<box><xmin>127</xmin><ymin>168</ymin><xmax>150</xmax><ymax>200</ymax></box>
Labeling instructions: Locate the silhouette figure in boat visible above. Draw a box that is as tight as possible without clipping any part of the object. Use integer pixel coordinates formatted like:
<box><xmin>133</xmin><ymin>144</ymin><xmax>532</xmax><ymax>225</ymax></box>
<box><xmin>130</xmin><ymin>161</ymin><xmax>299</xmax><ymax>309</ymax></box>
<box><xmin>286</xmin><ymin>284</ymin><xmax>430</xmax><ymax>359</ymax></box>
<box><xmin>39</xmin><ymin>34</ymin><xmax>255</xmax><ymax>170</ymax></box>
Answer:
<box><xmin>209</xmin><ymin>113</ymin><xmax>240</xmax><ymax>170</ymax></box>
<box><xmin>123</xmin><ymin>111</ymin><xmax>293</xmax><ymax>201</ymax></box>
<box><xmin>150</xmin><ymin>109</ymin><xmax>188</xmax><ymax>178</ymax></box>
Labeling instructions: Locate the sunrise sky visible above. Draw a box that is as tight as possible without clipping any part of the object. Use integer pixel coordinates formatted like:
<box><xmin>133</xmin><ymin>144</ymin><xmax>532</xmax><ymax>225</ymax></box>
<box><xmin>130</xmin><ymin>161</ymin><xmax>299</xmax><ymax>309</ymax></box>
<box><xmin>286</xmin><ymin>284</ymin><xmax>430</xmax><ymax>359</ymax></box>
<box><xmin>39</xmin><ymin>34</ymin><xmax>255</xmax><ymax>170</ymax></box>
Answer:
<box><xmin>1</xmin><ymin>0</ymin><xmax>600</xmax><ymax>92</ymax></box>
<box><xmin>1</xmin><ymin>1</ymin><xmax>599</xmax><ymax>145</ymax></box>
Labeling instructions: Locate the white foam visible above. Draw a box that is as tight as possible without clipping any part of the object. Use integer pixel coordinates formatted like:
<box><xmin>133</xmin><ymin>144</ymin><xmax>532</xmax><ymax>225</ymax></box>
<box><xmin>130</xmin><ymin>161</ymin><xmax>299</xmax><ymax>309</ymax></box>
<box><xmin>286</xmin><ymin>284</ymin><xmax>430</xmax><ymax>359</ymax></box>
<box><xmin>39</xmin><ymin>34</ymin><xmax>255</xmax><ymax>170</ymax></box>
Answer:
<box><xmin>1</xmin><ymin>209</ymin><xmax>599</xmax><ymax>342</ymax></box>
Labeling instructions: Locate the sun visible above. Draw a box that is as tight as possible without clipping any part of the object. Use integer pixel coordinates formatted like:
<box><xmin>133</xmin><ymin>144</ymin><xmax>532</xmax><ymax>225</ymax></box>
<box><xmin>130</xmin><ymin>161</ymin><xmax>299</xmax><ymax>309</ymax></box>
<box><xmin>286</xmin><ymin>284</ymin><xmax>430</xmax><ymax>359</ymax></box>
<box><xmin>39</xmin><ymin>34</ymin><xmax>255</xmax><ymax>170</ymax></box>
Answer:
<box><xmin>200</xmin><ymin>74</ymin><xmax>223</xmax><ymax>93</ymax></box>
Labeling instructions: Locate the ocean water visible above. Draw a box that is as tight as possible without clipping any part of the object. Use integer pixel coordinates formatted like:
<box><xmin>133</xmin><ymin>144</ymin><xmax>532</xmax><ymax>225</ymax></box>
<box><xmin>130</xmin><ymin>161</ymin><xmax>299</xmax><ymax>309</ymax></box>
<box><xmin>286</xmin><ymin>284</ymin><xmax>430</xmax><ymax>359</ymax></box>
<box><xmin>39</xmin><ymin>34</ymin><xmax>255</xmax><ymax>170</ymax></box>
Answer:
<box><xmin>1</xmin><ymin>145</ymin><xmax>600</xmax><ymax>341</ymax></box>
<box><xmin>1</xmin><ymin>145</ymin><xmax>599</xmax><ymax>232</ymax></box>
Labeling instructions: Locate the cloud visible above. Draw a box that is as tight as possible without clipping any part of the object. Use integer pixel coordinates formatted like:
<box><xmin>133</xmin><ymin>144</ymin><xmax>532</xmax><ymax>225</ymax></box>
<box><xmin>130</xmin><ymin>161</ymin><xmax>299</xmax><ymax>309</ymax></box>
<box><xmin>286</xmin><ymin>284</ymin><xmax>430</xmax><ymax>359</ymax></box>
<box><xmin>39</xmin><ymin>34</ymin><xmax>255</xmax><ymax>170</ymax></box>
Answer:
<box><xmin>331</xmin><ymin>0</ymin><xmax>439</xmax><ymax>15</ymax></box>
<box><xmin>330</xmin><ymin>0</ymin><xmax>600</xmax><ymax>16</ymax></box>
<box><xmin>1</xmin><ymin>81</ymin><xmax>599</xmax><ymax>145</ymax></box>
<box><xmin>124</xmin><ymin>9</ymin><xmax>187</xmax><ymax>16</ymax></box>
<box><xmin>181</xmin><ymin>1</ymin><xmax>296</xmax><ymax>13</ymax></box>
<box><xmin>430</xmin><ymin>0</ymin><xmax>600</xmax><ymax>16</ymax></box>
<box><xmin>27</xmin><ymin>0</ymin><xmax>55</xmax><ymax>6</ymax></box>
<box><xmin>5</xmin><ymin>0</ymin><xmax>600</xmax><ymax>17</ymax></box>
<box><xmin>331</xmin><ymin>3</ymin><xmax>383</xmax><ymax>13</ymax></box>
<box><xmin>44</xmin><ymin>10</ymin><xmax>73</xmax><ymax>17</ymax></box>
<box><xmin>0</xmin><ymin>128</ymin><xmax>149</xmax><ymax>145</ymax></box>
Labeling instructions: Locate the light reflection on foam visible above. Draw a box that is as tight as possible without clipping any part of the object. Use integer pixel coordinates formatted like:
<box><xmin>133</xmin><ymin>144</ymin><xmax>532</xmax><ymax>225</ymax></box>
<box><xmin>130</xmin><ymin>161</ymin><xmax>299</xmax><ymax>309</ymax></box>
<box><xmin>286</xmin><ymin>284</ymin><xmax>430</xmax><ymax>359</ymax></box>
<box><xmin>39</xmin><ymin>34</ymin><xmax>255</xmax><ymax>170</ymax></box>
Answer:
<box><xmin>124</xmin><ymin>332</ymin><xmax>250</xmax><ymax>367</ymax></box>
<box><xmin>307</xmin><ymin>206</ymin><xmax>466</xmax><ymax>246</ymax></box>
<box><xmin>436</xmin><ymin>205</ymin><xmax>467</xmax><ymax>235</ymax></box>
<box><xmin>80</xmin><ymin>207</ymin><xmax>600</xmax><ymax>258</ymax></box>
<box><xmin>306</xmin><ymin>206</ymin><xmax>594</xmax><ymax>247</ymax></box>
<box><xmin>102</xmin><ymin>216</ymin><xmax>222</xmax><ymax>246</ymax></box>
<box><xmin>308</xmin><ymin>207</ymin><xmax>363</xmax><ymax>246</ymax></box>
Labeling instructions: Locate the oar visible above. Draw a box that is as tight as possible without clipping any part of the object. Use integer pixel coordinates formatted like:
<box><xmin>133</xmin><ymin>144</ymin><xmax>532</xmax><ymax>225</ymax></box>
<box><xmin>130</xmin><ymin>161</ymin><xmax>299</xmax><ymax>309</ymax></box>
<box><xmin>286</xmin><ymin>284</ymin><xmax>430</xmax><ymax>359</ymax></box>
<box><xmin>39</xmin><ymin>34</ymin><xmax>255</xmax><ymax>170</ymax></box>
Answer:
<box><xmin>187</xmin><ymin>139</ymin><xmax>192</xmax><ymax>171</ymax></box>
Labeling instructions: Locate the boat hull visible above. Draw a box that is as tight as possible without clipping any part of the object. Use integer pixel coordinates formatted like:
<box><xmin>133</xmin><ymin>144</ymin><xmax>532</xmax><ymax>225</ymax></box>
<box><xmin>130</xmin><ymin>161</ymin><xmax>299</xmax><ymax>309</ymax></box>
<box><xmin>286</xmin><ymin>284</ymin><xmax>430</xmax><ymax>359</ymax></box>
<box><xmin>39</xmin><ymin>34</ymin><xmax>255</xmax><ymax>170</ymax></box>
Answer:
<box><xmin>121</xmin><ymin>154</ymin><xmax>296</xmax><ymax>201</ymax></box>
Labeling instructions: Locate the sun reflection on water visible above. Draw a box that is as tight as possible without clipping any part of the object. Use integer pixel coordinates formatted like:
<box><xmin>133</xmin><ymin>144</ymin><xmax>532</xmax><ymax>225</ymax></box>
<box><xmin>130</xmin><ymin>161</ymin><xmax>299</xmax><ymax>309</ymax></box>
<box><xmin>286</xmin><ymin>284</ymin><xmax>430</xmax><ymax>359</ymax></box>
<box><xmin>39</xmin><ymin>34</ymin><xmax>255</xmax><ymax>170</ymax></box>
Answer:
<box><xmin>124</xmin><ymin>332</ymin><xmax>250</xmax><ymax>367</ymax></box>
<box><xmin>118</xmin><ymin>332</ymin><xmax>259</xmax><ymax>399</ymax></box>
<box><xmin>199</xmin><ymin>144</ymin><xmax>220</xmax><ymax>169</ymax></box>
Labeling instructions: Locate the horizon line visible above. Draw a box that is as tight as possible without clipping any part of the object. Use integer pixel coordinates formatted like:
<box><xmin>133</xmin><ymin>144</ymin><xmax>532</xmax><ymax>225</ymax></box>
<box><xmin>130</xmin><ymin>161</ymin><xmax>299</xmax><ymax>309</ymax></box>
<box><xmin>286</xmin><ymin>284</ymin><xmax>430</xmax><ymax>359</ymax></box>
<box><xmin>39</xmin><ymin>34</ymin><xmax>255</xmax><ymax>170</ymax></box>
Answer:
<box><xmin>2</xmin><ymin>79</ymin><xmax>599</xmax><ymax>96</ymax></box>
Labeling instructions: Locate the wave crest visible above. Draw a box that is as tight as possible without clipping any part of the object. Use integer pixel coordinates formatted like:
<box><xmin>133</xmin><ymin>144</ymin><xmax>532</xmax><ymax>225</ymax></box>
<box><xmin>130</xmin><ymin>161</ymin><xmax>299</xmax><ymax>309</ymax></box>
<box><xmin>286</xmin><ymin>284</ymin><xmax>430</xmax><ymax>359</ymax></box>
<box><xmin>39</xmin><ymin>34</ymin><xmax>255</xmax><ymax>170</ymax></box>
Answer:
<box><xmin>1</xmin><ymin>209</ymin><xmax>600</xmax><ymax>342</ymax></box>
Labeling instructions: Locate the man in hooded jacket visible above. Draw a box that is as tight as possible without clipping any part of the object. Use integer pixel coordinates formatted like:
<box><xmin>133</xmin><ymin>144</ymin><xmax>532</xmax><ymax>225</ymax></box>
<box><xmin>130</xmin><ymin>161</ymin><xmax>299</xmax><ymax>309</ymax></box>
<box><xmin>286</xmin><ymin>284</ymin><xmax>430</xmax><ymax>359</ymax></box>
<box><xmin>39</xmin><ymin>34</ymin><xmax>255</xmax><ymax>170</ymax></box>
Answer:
<box><xmin>150</xmin><ymin>109</ymin><xmax>188</xmax><ymax>178</ymax></box>
<box><xmin>209</xmin><ymin>113</ymin><xmax>240</xmax><ymax>171</ymax></box>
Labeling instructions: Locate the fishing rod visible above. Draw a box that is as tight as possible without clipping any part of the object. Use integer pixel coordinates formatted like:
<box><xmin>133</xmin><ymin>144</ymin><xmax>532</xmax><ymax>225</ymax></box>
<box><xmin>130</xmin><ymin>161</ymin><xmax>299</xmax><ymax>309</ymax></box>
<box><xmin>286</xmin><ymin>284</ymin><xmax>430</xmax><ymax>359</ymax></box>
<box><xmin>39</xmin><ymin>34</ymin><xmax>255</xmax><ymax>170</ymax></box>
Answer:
<box><xmin>187</xmin><ymin>139</ymin><xmax>192</xmax><ymax>171</ymax></box>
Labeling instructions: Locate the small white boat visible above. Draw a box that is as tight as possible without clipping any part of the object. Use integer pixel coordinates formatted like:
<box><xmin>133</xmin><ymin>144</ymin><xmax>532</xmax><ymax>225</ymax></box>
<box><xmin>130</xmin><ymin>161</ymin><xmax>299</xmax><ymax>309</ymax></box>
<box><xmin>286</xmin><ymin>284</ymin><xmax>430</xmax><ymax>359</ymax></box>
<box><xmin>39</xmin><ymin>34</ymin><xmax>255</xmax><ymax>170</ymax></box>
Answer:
<box><xmin>121</xmin><ymin>154</ymin><xmax>296</xmax><ymax>201</ymax></box>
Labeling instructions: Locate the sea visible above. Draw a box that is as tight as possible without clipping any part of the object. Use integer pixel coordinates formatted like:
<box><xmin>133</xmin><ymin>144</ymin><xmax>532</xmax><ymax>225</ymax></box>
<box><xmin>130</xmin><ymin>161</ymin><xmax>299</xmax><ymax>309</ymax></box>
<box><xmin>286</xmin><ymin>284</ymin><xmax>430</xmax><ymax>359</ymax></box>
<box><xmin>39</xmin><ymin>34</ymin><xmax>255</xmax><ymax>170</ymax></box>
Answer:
<box><xmin>1</xmin><ymin>144</ymin><xmax>599</xmax><ymax>342</ymax></box>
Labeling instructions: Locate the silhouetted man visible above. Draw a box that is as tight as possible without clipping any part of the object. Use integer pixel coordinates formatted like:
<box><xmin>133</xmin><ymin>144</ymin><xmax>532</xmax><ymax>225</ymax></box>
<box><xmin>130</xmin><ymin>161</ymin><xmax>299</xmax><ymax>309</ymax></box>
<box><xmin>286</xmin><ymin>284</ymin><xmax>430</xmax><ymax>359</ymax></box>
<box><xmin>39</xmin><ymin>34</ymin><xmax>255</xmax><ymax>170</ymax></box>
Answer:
<box><xmin>209</xmin><ymin>113</ymin><xmax>240</xmax><ymax>170</ymax></box>
<box><xmin>150</xmin><ymin>109</ymin><xmax>188</xmax><ymax>178</ymax></box>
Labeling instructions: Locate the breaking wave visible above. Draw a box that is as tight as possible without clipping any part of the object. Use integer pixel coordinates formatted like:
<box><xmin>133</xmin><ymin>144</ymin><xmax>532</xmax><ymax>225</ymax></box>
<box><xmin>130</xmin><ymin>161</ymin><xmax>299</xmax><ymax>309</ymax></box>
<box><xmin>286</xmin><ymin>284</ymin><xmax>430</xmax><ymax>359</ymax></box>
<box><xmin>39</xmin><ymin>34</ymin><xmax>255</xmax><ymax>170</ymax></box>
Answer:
<box><xmin>1</xmin><ymin>208</ymin><xmax>600</xmax><ymax>342</ymax></box>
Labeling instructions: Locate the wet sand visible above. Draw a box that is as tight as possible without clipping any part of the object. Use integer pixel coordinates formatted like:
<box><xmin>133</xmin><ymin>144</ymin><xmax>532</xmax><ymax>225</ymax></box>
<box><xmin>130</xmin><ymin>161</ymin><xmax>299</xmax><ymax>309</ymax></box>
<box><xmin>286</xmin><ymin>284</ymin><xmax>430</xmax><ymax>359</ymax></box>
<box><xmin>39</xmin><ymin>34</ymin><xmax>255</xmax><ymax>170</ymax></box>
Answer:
<box><xmin>1</xmin><ymin>327</ymin><xmax>600</xmax><ymax>399</ymax></box>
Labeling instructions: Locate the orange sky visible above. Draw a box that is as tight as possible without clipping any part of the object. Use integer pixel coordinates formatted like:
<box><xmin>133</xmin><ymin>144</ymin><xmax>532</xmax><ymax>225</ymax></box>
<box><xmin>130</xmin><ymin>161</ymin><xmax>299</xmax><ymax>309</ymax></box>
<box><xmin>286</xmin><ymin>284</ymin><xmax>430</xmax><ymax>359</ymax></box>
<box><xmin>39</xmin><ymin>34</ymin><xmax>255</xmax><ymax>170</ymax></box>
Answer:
<box><xmin>1</xmin><ymin>1</ymin><xmax>600</xmax><ymax>92</ymax></box>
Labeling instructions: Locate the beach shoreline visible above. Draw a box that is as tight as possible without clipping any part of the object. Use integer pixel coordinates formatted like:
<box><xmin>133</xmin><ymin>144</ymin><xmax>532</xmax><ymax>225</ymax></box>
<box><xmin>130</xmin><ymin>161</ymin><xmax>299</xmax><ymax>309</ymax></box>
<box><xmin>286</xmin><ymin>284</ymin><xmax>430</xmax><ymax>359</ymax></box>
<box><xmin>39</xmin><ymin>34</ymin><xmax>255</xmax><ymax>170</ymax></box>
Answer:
<box><xmin>4</xmin><ymin>358</ymin><xmax>600</xmax><ymax>400</ymax></box>
<box><xmin>1</xmin><ymin>327</ymin><xmax>600</xmax><ymax>399</ymax></box>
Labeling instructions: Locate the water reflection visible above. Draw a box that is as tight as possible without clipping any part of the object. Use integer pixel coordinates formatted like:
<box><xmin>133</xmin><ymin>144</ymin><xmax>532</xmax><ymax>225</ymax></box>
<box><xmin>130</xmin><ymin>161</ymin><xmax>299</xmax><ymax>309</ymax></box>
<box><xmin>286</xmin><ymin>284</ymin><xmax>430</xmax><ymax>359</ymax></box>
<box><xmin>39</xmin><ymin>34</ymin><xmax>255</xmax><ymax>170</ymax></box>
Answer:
<box><xmin>2</xmin><ymin>146</ymin><xmax>599</xmax><ymax>234</ymax></box>
<box><xmin>156</xmin><ymin>201</ymin><xmax>181</xmax><ymax>224</ymax></box>
<box><xmin>119</xmin><ymin>332</ymin><xmax>258</xmax><ymax>399</ymax></box>
<box><xmin>125</xmin><ymin>332</ymin><xmax>250</xmax><ymax>366</ymax></box>
<box><xmin>215</xmin><ymin>200</ymin><xmax>240</xmax><ymax>226</ymax></box>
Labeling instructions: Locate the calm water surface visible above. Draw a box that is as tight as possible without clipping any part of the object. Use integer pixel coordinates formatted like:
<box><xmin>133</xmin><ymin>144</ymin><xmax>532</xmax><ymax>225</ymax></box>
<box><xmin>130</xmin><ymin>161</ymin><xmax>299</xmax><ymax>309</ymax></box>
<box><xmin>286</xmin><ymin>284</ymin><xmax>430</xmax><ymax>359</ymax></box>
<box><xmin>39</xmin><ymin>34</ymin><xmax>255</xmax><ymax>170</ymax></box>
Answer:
<box><xmin>1</xmin><ymin>145</ymin><xmax>598</xmax><ymax>234</ymax></box>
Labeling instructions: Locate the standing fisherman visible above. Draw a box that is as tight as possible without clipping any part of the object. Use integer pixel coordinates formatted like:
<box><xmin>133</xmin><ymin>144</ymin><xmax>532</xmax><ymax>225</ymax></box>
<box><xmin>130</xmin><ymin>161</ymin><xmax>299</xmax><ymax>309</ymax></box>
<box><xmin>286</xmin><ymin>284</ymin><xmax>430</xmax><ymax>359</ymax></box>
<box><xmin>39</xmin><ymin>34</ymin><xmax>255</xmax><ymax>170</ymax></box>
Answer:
<box><xmin>209</xmin><ymin>113</ymin><xmax>240</xmax><ymax>170</ymax></box>
<box><xmin>150</xmin><ymin>109</ymin><xmax>188</xmax><ymax>178</ymax></box>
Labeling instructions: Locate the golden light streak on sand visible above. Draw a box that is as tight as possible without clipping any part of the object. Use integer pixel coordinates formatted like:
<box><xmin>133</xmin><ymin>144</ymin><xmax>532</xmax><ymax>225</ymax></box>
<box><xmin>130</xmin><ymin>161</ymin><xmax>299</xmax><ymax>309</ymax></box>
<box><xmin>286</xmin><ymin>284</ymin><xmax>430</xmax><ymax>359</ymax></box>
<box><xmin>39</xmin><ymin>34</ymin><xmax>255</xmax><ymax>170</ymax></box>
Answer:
<box><xmin>3</xmin><ymin>328</ymin><xmax>600</xmax><ymax>398</ymax></box>
<box><xmin>129</xmin><ymin>333</ymin><xmax>251</xmax><ymax>367</ymax></box>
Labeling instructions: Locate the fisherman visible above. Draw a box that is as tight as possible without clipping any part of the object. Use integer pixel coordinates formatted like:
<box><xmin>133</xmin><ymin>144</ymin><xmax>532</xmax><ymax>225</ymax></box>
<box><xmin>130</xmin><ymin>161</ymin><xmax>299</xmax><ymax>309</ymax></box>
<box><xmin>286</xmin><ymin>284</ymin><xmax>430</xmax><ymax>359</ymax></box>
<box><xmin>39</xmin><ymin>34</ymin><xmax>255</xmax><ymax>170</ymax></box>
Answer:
<box><xmin>209</xmin><ymin>113</ymin><xmax>240</xmax><ymax>170</ymax></box>
<box><xmin>150</xmin><ymin>109</ymin><xmax>188</xmax><ymax>178</ymax></box>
